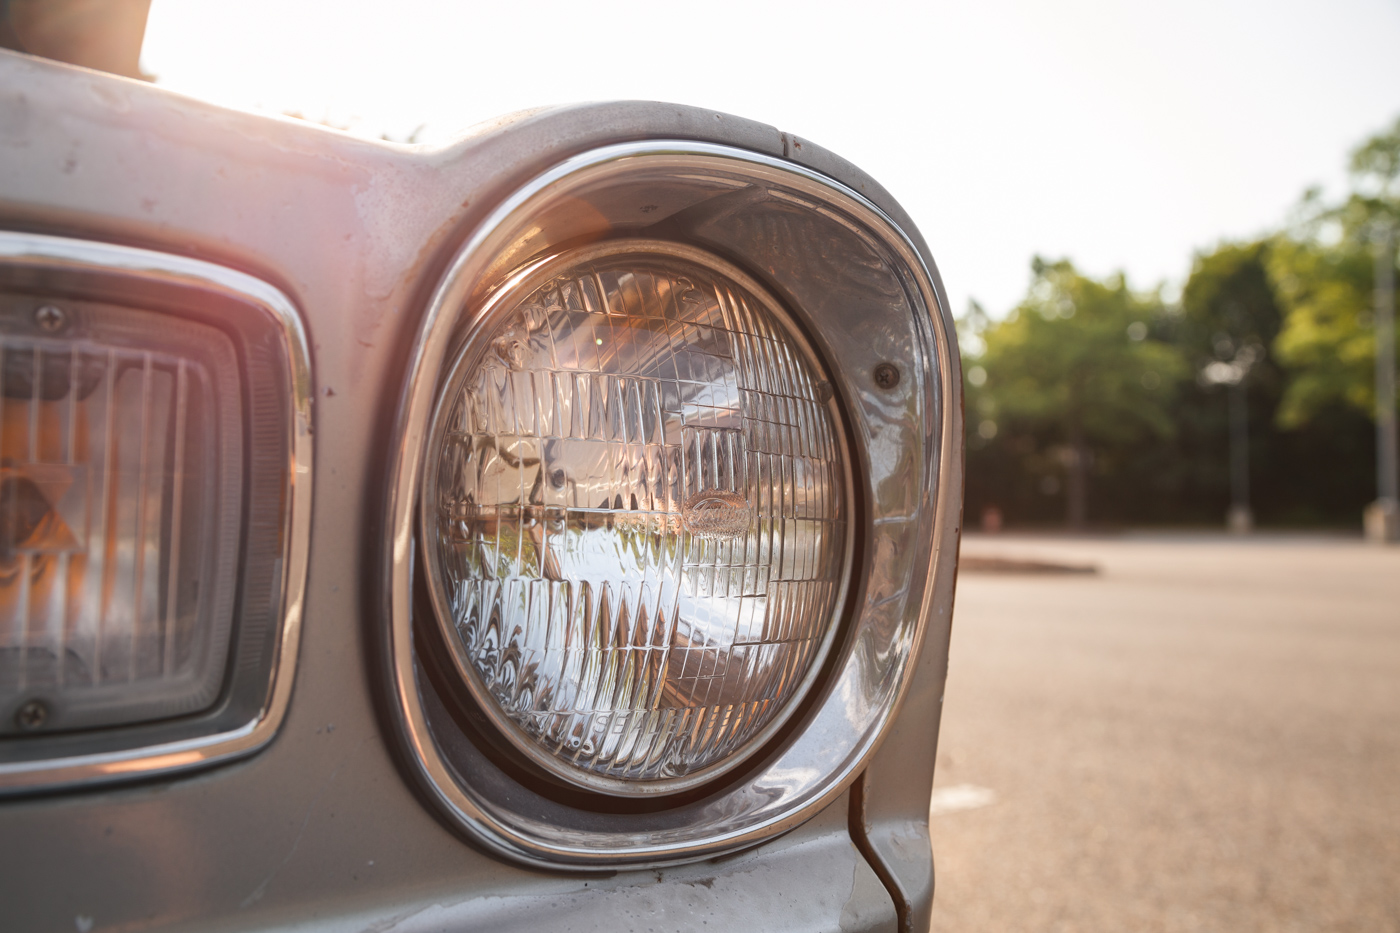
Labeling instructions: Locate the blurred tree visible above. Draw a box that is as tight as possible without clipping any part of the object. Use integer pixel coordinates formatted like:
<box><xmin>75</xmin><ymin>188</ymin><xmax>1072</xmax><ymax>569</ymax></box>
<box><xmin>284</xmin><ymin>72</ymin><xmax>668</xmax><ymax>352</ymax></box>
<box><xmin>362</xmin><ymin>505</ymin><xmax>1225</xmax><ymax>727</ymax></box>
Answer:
<box><xmin>1178</xmin><ymin>241</ymin><xmax>1284</xmax><ymax>526</ymax></box>
<box><xmin>1170</xmin><ymin>240</ymin><xmax>1375</xmax><ymax>526</ymax></box>
<box><xmin>961</xmin><ymin>116</ymin><xmax>1400</xmax><ymax>532</ymax></box>
<box><xmin>974</xmin><ymin>259</ymin><xmax>1186</xmax><ymax>528</ymax></box>
<box><xmin>1349</xmin><ymin>116</ymin><xmax>1400</xmax><ymax>199</ymax></box>
<box><xmin>1272</xmin><ymin>118</ymin><xmax>1400</xmax><ymax>428</ymax></box>
<box><xmin>1180</xmin><ymin>241</ymin><xmax>1283</xmax><ymax>375</ymax></box>
<box><xmin>1270</xmin><ymin>237</ymin><xmax>1377</xmax><ymax>425</ymax></box>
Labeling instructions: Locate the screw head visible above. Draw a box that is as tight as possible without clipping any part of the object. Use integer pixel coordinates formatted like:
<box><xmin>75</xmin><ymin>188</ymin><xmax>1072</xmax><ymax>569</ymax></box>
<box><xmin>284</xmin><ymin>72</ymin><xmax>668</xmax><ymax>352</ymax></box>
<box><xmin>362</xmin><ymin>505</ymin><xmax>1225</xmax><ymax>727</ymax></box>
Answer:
<box><xmin>15</xmin><ymin>699</ymin><xmax>48</xmax><ymax>731</ymax></box>
<box><xmin>873</xmin><ymin>362</ymin><xmax>901</xmax><ymax>390</ymax></box>
<box><xmin>34</xmin><ymin>305</ymin><xmax>67</xmax><ymax>332</ymax></box>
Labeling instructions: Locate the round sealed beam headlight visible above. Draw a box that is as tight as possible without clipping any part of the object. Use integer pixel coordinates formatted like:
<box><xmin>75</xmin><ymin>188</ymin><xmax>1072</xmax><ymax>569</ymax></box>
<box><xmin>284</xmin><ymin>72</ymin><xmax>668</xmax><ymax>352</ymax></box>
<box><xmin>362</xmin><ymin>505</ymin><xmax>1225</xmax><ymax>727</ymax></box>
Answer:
<box><xmin>384</xmin><ymin>134</ymin><xmax>955</xmax><ymax>869</ymax></box>
<box><xmin>421</xmin><ymin>240</ymin><xmax>852</xmax><ymax>794</ymax></box>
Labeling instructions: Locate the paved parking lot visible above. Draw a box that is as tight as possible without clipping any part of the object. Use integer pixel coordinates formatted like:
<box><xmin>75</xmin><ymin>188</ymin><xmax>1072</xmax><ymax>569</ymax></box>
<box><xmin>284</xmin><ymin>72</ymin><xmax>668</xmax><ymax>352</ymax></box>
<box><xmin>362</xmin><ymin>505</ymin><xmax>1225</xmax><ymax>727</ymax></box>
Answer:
<box><xmin>931</xmin><ymin>534</ymin><xmax>1400</xmax><ymax>933</ymax></box>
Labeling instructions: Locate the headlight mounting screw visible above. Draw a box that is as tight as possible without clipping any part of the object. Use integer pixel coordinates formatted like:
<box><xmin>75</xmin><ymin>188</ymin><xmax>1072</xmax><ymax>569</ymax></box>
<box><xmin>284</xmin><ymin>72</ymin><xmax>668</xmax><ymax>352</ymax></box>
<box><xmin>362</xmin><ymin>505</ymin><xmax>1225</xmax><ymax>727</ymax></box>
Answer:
<box><xmin>873</xmin><ymin>362</ymin><xmax>901</xmax><ymax>390</ymax></box>
<box><xmin>34</xmin><ymin>304</ymin><xmax>68</xmax><ymax>333</ymax></box>
<box><xmin>15</xmin><ymin>699</ymin><xmax>48</xmax><ymax>731</ymax></box>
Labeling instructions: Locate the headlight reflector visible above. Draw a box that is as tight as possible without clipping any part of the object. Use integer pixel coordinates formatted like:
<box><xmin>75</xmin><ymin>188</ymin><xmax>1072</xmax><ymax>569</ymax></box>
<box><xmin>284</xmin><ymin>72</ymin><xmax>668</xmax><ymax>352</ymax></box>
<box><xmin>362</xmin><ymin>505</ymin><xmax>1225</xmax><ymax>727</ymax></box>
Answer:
<box><xmin>422</xmin><ymin>241</ymin><xmax>851</xmax><ymax>793</ymax></box>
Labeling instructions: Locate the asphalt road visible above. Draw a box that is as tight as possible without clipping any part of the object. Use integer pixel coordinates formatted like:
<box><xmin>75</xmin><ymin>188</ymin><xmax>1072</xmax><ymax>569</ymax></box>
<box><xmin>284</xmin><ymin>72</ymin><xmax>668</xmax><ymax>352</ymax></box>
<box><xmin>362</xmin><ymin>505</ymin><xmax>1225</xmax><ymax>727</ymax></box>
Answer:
<box><xmin>930</xmin><ymin>534</ymin><xmax>1400</xmax><ymax>933</ymax></box>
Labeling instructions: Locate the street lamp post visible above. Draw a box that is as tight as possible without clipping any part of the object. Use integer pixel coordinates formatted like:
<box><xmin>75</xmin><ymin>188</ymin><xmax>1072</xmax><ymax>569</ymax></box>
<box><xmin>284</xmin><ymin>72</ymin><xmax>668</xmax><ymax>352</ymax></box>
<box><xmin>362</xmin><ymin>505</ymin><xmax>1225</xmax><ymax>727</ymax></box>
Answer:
<box><xmin>1365</xmin><ymin>224</ymin><xmax>1399</xmax><ymax>543</ymax></box>
<box><xmin>1227</xmin><ymin>379</ymin><xmax>1252</xmax><ymax>534</ymax></box>
<box><xmin>1202</xmin><ymin>347</ymin><xmax>1261</xmax><ymax>534</ymax></box>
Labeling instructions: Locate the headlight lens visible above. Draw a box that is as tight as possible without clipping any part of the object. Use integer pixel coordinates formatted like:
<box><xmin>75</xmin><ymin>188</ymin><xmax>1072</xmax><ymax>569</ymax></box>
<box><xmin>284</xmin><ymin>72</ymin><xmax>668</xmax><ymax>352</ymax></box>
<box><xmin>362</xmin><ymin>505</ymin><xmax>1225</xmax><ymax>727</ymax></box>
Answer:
<box><xmin>422</xmin><ymin>240</ymin><xmax>851</xmax><ymax>793</ymax></box>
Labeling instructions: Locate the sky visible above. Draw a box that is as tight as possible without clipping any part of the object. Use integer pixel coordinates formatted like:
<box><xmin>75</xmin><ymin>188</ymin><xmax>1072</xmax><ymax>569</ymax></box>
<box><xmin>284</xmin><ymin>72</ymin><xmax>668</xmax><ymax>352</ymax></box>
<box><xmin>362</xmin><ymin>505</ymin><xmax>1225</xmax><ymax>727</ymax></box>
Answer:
<box><xmin>141</xmin><ymin>0</ymin><xmax>1400</xmax><ymax>319</ymax></box>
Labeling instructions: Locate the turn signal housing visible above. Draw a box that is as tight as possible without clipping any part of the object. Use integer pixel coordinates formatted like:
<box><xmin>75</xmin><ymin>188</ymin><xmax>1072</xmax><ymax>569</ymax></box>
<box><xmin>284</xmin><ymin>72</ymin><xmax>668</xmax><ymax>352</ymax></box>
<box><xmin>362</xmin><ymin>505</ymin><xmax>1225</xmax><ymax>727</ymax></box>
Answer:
<box><xmin>0</xmin><ymin>233</ymin><xmax>312</xmax><ymax>793</ymax></box>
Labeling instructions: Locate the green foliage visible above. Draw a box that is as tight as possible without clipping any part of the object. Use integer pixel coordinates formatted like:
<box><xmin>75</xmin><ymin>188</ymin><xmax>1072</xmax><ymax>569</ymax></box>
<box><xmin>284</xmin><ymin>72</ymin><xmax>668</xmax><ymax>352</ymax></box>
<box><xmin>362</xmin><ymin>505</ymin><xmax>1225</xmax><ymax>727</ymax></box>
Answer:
<box><xmin>1179</xmin><ymin>240</ymin><xmax>1284</xmax><ymax>370</ymax></box>
<box><xmin>1348</xmin><ymin>115</ymin><xmax>1400</xmax><ymax>198</ymax></box>
<box><xmin>962</xmin><ymin>115</ymin><xmax>1400</xmax><ymax>529</ymax></box>
<box><xmin>978</xmin><ymin>258</ymin><xmax>1185</xmax><ymax>444</ymax></box>
<box><xmin>1174</xmin><ymin>240</ymin><xmax>1286</xmax><ymax>503</ymax></box>
<box><xmin>1170</xmin><ymin>240</ymin><xmax>1373</xmax><ymax>524</ymax></box>
<box><xmin>1269</xmin><ymin>237</ymin><xmax>1379</xmax><ymax>426</ymax></box>
<box><xmin>1268</xmin><ymin>117</ymin><xmax>1400</xmax><ymax>428</ymax></box>
<box><xmin>965</xmin><ymin>259</ymin><xmax>1186</xmax><ymax>526</ymax></box>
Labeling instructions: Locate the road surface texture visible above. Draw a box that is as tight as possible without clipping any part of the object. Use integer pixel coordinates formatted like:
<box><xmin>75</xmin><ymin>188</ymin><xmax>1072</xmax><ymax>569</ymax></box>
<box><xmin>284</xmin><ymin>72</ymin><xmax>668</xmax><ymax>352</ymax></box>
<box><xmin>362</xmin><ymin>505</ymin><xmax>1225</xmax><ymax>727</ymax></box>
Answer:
<box><xmin>931</xmin><ymin>534</ymin><xmax>1400</xmax><ymax>933</ymax></box>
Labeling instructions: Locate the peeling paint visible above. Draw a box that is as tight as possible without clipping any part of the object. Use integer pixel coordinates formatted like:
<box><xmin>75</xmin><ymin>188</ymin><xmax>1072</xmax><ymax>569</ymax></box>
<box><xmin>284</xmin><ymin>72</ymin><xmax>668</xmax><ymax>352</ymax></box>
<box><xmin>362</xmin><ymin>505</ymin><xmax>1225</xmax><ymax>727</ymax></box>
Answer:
<box><xmin>320</xmin><ymin>833</ymin><xmax>890</xmax><ymax>933</ymax></box>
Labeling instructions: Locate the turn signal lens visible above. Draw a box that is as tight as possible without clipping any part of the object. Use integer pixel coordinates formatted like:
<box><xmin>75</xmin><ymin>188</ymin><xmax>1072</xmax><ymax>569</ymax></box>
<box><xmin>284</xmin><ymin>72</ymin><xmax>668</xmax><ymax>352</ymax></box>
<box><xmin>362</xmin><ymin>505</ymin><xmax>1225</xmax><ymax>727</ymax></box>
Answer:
<box><xmin>422</xmin><ymin>241</ymin><xmax>851</xmax><ymax>793</ymax></box>
<box><xmin>0</xmin><ymin>308</ymin><xmax>242</xmax><ymax>734</ymax></box>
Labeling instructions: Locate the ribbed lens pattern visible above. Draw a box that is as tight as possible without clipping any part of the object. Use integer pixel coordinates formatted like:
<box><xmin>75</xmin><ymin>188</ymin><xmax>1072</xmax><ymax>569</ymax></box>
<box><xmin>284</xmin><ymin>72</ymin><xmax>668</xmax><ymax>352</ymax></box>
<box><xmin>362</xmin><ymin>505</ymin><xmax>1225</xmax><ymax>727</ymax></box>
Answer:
<box><xmin>0</xmin><ymin>318</ymin><xmax>240</xmax><ymax>735</ymax></box>
<box><xmin>427</xmin><ymin>249</ymin><xmax>848</xmax><ymax>786</ymax></box>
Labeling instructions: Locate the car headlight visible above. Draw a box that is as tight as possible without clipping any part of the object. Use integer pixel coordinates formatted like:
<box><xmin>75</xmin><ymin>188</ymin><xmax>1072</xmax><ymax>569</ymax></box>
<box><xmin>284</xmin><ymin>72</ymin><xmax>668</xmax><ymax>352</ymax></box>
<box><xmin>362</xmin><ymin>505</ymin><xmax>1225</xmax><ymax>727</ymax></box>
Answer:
<box><xmin>420</xmin><ymin>239</ymin><xmax>852</xmax><ymax>794</ymax></box>
<box><xmin>384</xmin><ymin>139</ymin><xmax>955</xmax><ymax>869</ymax></box>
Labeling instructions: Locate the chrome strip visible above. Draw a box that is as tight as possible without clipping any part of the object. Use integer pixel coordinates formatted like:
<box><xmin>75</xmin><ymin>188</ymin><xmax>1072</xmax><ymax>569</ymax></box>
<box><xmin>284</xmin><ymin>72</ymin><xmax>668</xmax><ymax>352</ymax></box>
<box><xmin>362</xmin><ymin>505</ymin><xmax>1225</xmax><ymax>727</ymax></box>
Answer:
<box><xmin>384</xmin><ymin>141</ymin><xmax>956</xmax><ymax>867</ymax></box>
<box><xmin>0</xmin><ymin>231</ymin><xmax>313</xmax><ymax>792</ymax></box>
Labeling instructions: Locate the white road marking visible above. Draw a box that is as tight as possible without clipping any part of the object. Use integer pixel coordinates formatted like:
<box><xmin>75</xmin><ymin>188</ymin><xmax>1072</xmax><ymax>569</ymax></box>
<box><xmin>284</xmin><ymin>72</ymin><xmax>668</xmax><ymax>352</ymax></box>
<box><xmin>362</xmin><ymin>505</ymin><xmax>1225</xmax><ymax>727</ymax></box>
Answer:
<box><xmin>929</xmin><ymin>784</ymin><xmax>997</xmax><ymax>815</ymax></box>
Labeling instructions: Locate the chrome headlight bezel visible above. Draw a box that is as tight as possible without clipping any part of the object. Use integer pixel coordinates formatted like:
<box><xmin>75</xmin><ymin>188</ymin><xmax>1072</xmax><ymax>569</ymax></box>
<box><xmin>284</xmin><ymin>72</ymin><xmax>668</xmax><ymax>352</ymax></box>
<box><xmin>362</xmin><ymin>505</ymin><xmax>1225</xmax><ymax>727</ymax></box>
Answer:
<box><xmin>384</xmin><ymin>140</ymin><xmax>954</xmax><ymax>869</ymax></box>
